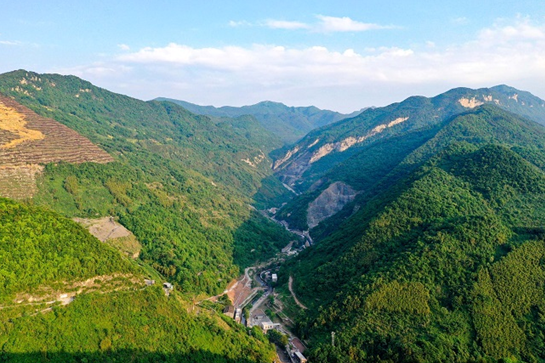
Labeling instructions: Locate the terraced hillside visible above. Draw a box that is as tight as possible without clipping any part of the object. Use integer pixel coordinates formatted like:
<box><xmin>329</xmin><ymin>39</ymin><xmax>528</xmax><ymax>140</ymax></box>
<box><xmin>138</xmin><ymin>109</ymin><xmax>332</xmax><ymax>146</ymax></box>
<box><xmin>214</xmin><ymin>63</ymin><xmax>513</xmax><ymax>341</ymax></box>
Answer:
<box><xmin>0</xmin><ymin>93</ymin><xmax>112</xmax><ymax>199</ymax></box>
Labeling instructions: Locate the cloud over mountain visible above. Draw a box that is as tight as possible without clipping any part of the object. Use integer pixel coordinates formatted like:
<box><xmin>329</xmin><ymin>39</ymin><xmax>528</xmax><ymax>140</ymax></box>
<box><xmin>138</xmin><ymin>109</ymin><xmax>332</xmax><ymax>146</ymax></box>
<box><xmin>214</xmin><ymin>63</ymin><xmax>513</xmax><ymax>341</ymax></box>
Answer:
<box><xmin>60</xmin><ymin>17</ymin><xmax>545</xmax><ymax>112</ymax></box>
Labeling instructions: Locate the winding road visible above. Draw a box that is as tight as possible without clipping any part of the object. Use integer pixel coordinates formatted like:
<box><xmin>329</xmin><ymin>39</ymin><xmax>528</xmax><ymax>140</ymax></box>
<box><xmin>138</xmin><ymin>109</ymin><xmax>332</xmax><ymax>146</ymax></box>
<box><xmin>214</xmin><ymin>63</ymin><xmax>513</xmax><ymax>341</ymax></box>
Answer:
<box><xmin>288</xmin><ymin>276</ymin><xmax>307</xmax><ymax>310</ymax></box>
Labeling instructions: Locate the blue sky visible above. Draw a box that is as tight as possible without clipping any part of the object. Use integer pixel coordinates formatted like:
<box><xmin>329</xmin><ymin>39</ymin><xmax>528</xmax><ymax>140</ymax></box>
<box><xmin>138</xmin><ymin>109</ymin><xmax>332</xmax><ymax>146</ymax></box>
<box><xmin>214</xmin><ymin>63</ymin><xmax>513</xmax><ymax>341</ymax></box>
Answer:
<box><xmin>2</xmin><ymin>1</ymin><xmax>545</xmax><ymax>112</ymax></box>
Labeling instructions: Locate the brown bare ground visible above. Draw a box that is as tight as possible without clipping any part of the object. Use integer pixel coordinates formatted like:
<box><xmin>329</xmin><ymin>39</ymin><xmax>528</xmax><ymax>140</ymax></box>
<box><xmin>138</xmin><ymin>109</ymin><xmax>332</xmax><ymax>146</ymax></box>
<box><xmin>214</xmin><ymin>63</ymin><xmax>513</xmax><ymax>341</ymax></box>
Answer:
<box><xmin>74</xmin><ymin>217</ymin><xmax>132</xmax><ymax>241</ymax></box>
<box><xmin>289</xmin><ymin>276</ymin><xmax>308</xmax><ymax>310</ymax></box>
<box><xmin>0</xmin><ymin>103</ymin><xmax>44</xmax><ymax>149</ymax></box>
<box><xmin>229</xmin><ymin>276</ymin><xmax>253</xmax><ymax>307</ymax></box>
<box><xmin>73</xmin><ymin>217</ymin><xmax>141</xmax><ymax>258</ymax></box>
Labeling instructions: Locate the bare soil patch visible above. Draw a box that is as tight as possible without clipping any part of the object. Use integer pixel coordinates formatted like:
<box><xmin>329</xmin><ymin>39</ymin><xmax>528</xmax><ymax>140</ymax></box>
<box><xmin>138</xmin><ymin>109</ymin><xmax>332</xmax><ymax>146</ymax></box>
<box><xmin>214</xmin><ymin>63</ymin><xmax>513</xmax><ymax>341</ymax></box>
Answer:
<box><xmin>74</xmin><ymin>217</ymin><xmax>141</xmax><ymax>258</ymax></box>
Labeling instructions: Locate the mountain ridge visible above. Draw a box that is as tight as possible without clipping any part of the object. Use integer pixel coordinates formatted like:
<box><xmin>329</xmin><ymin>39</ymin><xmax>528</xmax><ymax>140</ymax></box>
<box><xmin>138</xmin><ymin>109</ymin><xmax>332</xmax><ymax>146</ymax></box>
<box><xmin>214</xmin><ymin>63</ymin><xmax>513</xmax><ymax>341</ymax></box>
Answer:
<box><xmin>155</xmin><ymin>97</ymin><xmax>361</xmax><ymax>144</ymax></box>
<box><xmin>0</xmin><ymin>69</ymin><xmax>293</xmax><ymax>295</ymax></box>
<box><xmin>273</xmin><ymin>84</ymin><xmax>545</xmax><ymax>192</ymax></box>
<box><xmin>271</xmin><ymin>86</ymin><xmax>545</xmax><ymax>232</ymax></box>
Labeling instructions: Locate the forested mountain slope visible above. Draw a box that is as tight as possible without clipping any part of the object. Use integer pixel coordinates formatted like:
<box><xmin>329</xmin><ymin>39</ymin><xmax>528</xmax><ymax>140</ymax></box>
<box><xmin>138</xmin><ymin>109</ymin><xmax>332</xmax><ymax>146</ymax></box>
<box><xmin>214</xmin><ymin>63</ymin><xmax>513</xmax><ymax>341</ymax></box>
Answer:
<box><xmin>156</xmin><ymin>98</ymin><xmax>360</xmax><ymax>144</ymax></box>
<box><xmin>0</xmin><ymin>197</ymin><xmax>137</xmax><ymax>304</ymax></box>
<box><xmin>273</xmin><ymin>86</ymin><xmax>545</xmax><ymax>231</ymax></box>
<box><xmin>0</xmin><ymin>70</ymin><xmax>292</xmax><ymax>295</ymax></box>
<box><xmin>0</xmin><ymin>197</ymin><xmax>276</xmax><ymax>362</ymax></box>
<box><xmin>282</xmin><ymin>106</ymin><xmax>545</xmax><ymax>362</ymax></box>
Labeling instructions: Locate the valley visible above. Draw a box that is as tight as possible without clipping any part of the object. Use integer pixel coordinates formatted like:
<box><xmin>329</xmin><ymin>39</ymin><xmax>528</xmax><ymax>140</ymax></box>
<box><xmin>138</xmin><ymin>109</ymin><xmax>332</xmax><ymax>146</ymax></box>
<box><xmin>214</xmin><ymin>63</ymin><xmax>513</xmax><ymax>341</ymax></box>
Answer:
<box><xmin>3</xmin><ymin>69</ymin><xmax>545</xmax><ymax>363</ymax></box>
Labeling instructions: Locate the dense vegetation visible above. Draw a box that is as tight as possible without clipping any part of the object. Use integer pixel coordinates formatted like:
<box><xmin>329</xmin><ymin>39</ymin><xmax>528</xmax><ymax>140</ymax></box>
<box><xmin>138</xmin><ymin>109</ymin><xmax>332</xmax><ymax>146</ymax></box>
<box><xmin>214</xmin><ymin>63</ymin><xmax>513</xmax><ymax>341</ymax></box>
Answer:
<box><xmin>280</xmin><ymin>106</ymin><xmax>545</xmax><ymax>362</ymax></box>
<box><xmin>0</xmin><ymin>197</ymin><xmax>136</xmax><ymax>303</ymax></box>
<box><xmin>0</xmin><ymin>285</ymin><xmax>276</xmax><ymax>362</ymax></box>
<box><xmin>0</xmin><ymin>70</ymin><xmax>292</xmax><ymax>295</ymax></box>
<box><xmin>7</xmin><ymin>69</ymin><xmax>545</xmax><ymax>362</ymax></box>
<box><xmin>0</xmin><ymin>195</ymin><xmax>276</xmax><ymax>362</ymax></box>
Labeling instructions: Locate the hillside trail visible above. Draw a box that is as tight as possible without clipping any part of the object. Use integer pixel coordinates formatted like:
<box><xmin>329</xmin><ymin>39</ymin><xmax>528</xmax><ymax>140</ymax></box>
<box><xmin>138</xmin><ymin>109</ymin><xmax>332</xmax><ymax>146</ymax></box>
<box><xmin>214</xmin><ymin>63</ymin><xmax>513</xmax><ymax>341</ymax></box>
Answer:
<box><xmin>0</xmin><ymin>274</ymin><xmax>142</xmax><ymax>312</ymax></box>
<box><xmin>289</xmin><ymin>275</ymin><xmax>308</xmax><ymax>310</ymax></box>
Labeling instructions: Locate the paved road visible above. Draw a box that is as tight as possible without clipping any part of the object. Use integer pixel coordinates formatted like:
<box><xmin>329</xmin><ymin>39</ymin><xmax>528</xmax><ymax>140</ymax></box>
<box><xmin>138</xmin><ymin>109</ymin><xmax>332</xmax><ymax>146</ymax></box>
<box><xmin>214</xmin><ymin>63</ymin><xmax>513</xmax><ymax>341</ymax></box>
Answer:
<box><xmin>275</xmin><ymin>345</ymin><xmax>292</xmax><ymax>363</ymax></box>
<box><xmin>249</xmin><ymin>289</ymin><xmax>270</xmax><ymax>316</ymax></box>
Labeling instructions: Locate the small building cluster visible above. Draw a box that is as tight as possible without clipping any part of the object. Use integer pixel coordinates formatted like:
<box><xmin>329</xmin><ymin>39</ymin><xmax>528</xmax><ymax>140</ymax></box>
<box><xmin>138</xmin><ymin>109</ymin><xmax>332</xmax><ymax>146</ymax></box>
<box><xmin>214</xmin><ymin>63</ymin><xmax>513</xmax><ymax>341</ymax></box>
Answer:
<box><xmin>223</xmin><ymin>305</ymin><xmax>244</xmax><ymax>325</ymax></box>
<box><xmin>249</xmin><ymin>313</ymin><xmax>280</xmax><ymax>333</ymax></box>
<box><xmin>286</xmin><ymin>337</ymin><xmax>308</xmax><ymax>363</ymax></box>
<box><xmin>163</xmin><ymin>282</ymin><xmax>173</xmax><ymax>296</ymax></box>
<box><xmin>293</xmin><ymin>351</ymin><xmax>307</xmax><ymax>363</ymax></box>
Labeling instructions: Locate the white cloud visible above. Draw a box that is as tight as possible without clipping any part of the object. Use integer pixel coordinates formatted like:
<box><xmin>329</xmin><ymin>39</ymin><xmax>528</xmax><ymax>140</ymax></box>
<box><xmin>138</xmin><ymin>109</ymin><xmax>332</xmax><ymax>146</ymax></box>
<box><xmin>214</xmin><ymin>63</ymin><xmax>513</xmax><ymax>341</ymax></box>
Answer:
<box><xmin>56</xmin><ymin>63</ymin><xmax>133</xmax><ymax>79</ymax></box>
<box><xmin>229</xmin><ymin>20</ymin><xmax>252</xmax><ymax>27</ymax></box>
<box><xmin>68</xmin><ymin>17</ymin><xmax>545</xmax><ymax>112</ymax></box>
<box><xmin>264</xmin><ymin>20</ymin><xmax>310</xmax><ymax>30</ymax></box>
<box><xmin>118</xmin><ymin>44</ymin><xmax>130</xmax><ymax>51</ymax></box>
<box><xmin>315</xmin><ymin>15</ymin><xmax>394</xmax><ymax>32</ymax></box>
<box><xmin>232</xmin><ymin>15</ymin><xmax>395</xmax><ymax>33</ymax></box>
<box><xmin>0</xmin><ymin>40</ymin><xmax>21</xmax><ymax>46</ymax></box>
<box><xmin>478</xmin><ymin>17</ymin><xmax>545</xmax><ymax>43</ymax></box>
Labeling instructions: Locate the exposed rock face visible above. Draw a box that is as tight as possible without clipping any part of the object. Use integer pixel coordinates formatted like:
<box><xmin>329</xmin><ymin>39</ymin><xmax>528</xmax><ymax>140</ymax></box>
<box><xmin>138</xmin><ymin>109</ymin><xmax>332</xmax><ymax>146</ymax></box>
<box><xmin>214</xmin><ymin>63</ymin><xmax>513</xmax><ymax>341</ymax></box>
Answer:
<box><xmin>274</xmin><ymin>117</ymin><xmax>409</xmax><ymax>188</ymax></box>
<box><xmin>273</xmin><ymin>146</ymin><xmax>300</xmax><ymax>169</ymax></box>
<box><xmin>458</xmin><ymin>97</ymin><xmax>484</xmax><ymax>108</ymax></box>
<box><xmin>241</xmin><ymin>150</ymin><xmax>266</xmax><ymax>167</ymax></box>
<box><xmin>307</xmin><ymin>181</ymin><xmax>357</xmax><ymax>228</ymax></box>
<box><xmin>309</xmin><ymin>117</ymin><xmax>409</xmax><ymax>164</ymax></box>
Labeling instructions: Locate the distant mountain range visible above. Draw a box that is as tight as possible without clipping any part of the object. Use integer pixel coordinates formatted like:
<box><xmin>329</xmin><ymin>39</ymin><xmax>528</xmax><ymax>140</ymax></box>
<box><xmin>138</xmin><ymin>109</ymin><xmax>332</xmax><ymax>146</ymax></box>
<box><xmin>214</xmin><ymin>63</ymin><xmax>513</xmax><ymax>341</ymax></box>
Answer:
<box><xmin>155</xmin><ymin>97</ymin><xmax>362</xmax><ymax>144</ymax></box>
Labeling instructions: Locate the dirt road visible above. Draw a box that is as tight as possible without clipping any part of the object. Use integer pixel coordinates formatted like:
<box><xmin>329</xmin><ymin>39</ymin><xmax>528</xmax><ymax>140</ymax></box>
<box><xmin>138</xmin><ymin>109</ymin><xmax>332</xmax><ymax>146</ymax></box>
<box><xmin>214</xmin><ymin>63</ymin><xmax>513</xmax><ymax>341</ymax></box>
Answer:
<box><xmin>289</xmin><ymin>276</ymin><xmax>307</xmax><ymax>310</ymax></box>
